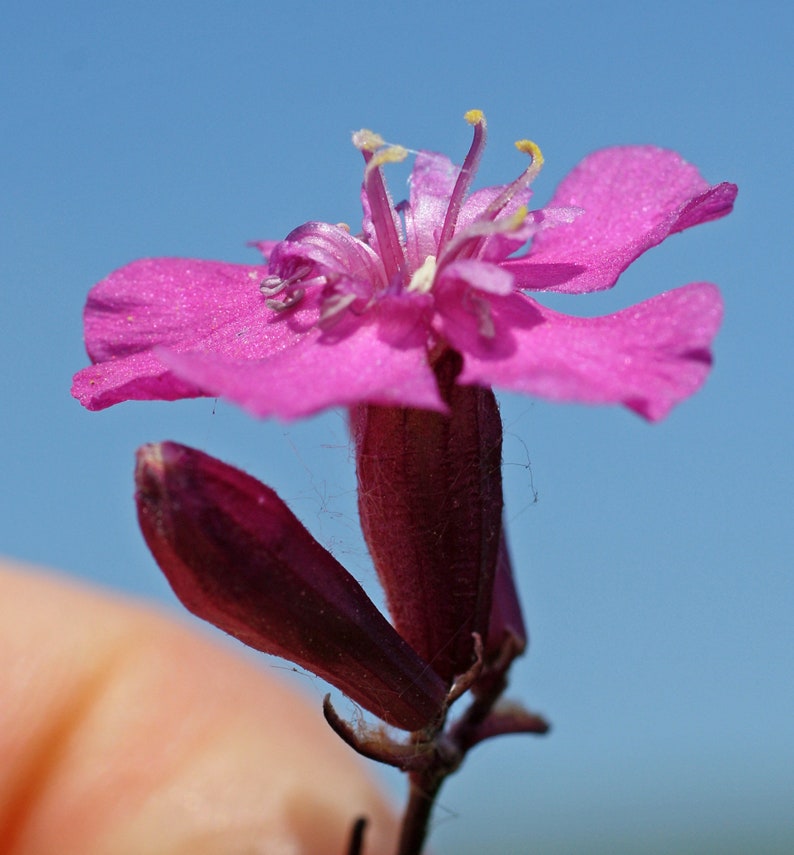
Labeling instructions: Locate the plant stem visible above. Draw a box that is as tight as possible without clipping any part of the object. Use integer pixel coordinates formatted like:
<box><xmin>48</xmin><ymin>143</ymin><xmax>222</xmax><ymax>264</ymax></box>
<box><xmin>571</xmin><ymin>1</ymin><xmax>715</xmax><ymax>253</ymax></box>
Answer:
<box><xmin>395</xmin><ymin>771</ymin><xmax>443</xmax><ymax>855</ymax></box>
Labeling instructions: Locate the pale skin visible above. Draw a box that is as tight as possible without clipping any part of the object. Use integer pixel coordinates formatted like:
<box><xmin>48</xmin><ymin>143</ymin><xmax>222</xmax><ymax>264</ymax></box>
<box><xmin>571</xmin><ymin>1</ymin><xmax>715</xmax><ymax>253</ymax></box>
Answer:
<box><xmin>0</xmin><ymin>558</ymin><xmax>397</xmax><ymax>855</ymax></box>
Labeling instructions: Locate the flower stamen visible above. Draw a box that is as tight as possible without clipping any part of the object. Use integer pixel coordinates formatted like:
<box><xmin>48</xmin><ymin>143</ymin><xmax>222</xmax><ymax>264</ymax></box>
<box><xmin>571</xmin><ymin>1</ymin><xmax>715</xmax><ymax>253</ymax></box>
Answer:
<box><xmin>265</xmin><ymin>289</ymin><xmax>305</xmax><ymax>311</ymax></box>
<box><xmin>319</xmin><ymin>291</ymin><xmax>358</xmax><ymax>326</ymax></box>
<box><xmin>351</xmin><ymin>129</ymin><xmax>385</xmax><ymax>152</ymax></box>
<box><xmin>437</xmin><ymin>109</ymin><xmax>488</xmax><ymax>252</ymax></box>
<box><xmin>439</xmin><ymin>139</ymin><xmax>542</xmax><ymax>265</ymax></box>
<box><xmin>259</xmin><ymin>274</ymin><xmax>288</xmax><ymax>297</ymax></box>
<box><xmin>260</xmin><ymin>267</ymin><xmax>325</xmax><ymax>311</ymax></box>
<box><xmin>480</xmin><ymin>139</ymin><xmax>544</xmax><ymax>225</ymax></box>
<box><xmin>352</xmin><ymin>130</ymin><xmax>409</xmax><ymax>286</ymax></box>
<box><xmin>365</xmin><ymin>144</ymin><xmax>409</xmax><ymax>173</ymax></box>
<box><xmin>438</xmin><ymin>205</ymin><xmax>530</xmax><ymax>269</ymax></box>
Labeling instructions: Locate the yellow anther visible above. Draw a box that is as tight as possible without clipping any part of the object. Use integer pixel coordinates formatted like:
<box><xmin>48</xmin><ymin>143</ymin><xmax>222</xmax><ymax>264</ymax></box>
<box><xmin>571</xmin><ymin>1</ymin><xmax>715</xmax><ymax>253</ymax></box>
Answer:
<box><xmin>352</xmin><ymin>129</ymin><xmax>386</xmax><ymax>152</ymax></box>
<box><xmin>515</xmin><ymin>139</ymin><xmax>544</xmax><ymax>168</ymax></box>
<box><xmin>367</xmin><ymin>144</ymin><xmax>409</xmax><ymax>171</ymax></box>
<box><xmin>506</xmin><ymin>205</ymin><xmax>529</xmax><ymax>228</ymax></box>
<box><xmin>464</xmin><ymin>109</ymin><xmax>485</xmax><ymax>125</ymax></box>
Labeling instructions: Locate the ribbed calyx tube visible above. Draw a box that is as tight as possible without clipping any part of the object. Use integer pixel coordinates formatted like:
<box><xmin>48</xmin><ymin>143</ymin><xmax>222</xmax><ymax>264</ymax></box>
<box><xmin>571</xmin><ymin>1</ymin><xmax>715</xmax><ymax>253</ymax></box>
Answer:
<box><xmin>135</xmin><ymin>441</ymin><xmax>447</xmax><ymax>731</ymax></box>
<box><xmin>352</xmin><ymin>349</ymin><xmax>504</xmax><ymax>684</ymax></box>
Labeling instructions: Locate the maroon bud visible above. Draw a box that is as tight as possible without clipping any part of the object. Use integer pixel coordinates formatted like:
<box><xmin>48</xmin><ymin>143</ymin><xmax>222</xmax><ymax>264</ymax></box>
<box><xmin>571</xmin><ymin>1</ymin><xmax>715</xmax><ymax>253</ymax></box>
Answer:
<box><xmin>135</xmin><ymin>441</ymin><xmax>447</xmax><ymax>731</ymax></box>
<box><xmin>352</xmin><ymin>348</ymin><xmax>504</xmax><ymax>684</ymax></box>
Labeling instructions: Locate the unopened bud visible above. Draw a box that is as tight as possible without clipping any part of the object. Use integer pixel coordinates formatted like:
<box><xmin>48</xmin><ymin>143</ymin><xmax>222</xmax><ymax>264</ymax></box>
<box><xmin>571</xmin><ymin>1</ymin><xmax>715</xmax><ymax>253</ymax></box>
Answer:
<box><xmin>135</xmin><ymin>442</ymin><xmax>447</xmax><ymax>731</ymax></box>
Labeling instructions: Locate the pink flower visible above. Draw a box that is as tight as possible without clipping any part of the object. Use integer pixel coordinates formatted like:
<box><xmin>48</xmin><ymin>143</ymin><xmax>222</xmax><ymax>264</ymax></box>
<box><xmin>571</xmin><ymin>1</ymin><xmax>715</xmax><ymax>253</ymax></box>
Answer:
<box><xmin>72</xmin><ymin>111</ymin><xmax>736</xmax><ymax>421</ymax></box>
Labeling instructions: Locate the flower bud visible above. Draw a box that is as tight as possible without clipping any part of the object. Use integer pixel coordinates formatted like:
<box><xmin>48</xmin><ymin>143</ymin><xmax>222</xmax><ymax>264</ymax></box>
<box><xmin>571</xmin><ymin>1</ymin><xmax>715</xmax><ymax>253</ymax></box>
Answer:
<box><xmin>135</xmin><ymin>441</ymin><xmax>447</xmax><ymax>731</ymax></box>
<box><xmin>352</xmin><ymin>348</ymin><xmax>504</xmax><ymax>684</ymax></box>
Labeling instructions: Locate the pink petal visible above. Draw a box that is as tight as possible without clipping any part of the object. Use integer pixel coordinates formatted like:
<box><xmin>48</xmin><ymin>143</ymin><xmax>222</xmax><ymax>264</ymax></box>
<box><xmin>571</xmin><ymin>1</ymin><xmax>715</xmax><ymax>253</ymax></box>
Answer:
<box><xmin>82</xmin><ymin>258</ymin><xmax>271</xmax><ymax>360</ymax></box>
<box><xmin>73</xmin><ymin>258</ymin><xmax>446</xmax><ymax>419</ymax></box>
<box><xmin>72</xmin><ymin>257</ymin><xmax>300</xmax><ymax>409</ymax></box>
<box><xmin>439</xmin><ymin>258</ymin><xmax>515</xmax><ymax>296</ymax></box>
<box><xmin>503</xmin><ymin>147</ymin><xmax>737</xmax><ymax>294</ymax></box>
<box><xmin>73</xmin><ymin>351</ymin><xmax>208</xmax><ymax>410</ymax></box>
<box><xmin>247</xmin><ymin>239</ymin><xmax>279</xmax><ymax>260</ymax></box>
<box><xmin>455</xmin><ymin>184</ymin><xmax>535</xmax><ymax>263</ymax></box>
<box><xmin>158</xmin><ymin>311</ymin><xmax>444</xmax><ymax>419</ymax></box>
<box><xmin>438</xmin><ymin>283</ymin><xmax>723</xmax><ymax>421</ymax></box>
<box><xmin>272</xmin><ymin>221</ymin><xmax>385</xmax><ymax>290</ymax></box>
<box><xmin>405</xmin><ymin>151</ymin><xmax>460</xmax><ymax>267</ymax></box>
<box><xmin>458</xmin><ymin>183</ymin><xmax>532</xmax><ymax>230</ymax></box>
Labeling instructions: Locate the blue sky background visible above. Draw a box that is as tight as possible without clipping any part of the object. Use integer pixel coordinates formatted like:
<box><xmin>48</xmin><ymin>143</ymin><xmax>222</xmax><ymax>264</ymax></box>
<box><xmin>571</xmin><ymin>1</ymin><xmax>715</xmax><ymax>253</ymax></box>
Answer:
<box><xmin>2</xmin><ymin>1</ymin><xmax>792</xmax><ymax>852</ymax></box>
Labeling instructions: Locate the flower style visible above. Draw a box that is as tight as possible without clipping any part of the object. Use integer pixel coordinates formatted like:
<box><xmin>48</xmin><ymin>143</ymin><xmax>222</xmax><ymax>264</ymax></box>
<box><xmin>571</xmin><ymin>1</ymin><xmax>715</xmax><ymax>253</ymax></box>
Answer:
<box><xmin>71</xmin><ymin>111</ymin><xmax>737</xmax><ymax>423</ymax></box>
